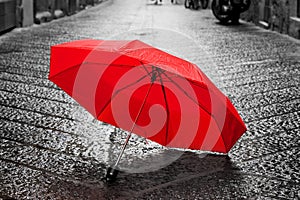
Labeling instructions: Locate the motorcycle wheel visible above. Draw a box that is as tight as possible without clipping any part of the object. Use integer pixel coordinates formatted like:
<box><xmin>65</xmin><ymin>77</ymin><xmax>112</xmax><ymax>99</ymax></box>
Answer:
<box><xmin>184</xmin><ymin>0</ymin><xmax>191</xmax><ymax>8</ymax></box>
<box><xmin>201</xmin><ymin>0</ymin><xmax>209</xmax><ymax>9</ymax></box>
<box><xmin>211</xmin><ymin>0</ymin><xmax>231</xmax><ymax>24</ymax></box>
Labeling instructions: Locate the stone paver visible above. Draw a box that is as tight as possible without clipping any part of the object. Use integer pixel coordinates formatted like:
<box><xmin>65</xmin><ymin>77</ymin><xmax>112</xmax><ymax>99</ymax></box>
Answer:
<box><xmin>0</xmin><ymin>0</ymin><xmax>299</xmax><ymax>199</ymax></box>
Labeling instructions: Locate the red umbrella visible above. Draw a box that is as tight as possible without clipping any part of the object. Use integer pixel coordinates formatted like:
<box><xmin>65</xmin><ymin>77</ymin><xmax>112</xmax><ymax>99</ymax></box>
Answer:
<box><xmin>49</xmin><ymin>39</ymin><xmax>246</xmax><ymax>182</ymax></box>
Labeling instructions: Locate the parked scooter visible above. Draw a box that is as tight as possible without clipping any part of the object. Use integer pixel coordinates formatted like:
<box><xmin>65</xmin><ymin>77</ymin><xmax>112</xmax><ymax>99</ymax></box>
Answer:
<box><xmin>185</xmin><ymin>0</ymin><xmax>209</xmax><ymax>10</ymax></box>
<box><xmin>211</xmin><ymin>0</ymin><xmax>251</xmax><ymax>24</ymax></box>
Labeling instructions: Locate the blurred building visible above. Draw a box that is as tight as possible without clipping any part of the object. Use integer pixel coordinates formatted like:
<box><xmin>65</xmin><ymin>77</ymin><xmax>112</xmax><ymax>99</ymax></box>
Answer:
<box><xmin>0</xmin><ymin>0</ymin><xmax>16</xmax><ymax>32</ymax></box>
<box><xmin>0</xmin><ymin>0</ymin><xmax>102</xmax><ymax>33</ymax></box>
<box><xmin>241</xmin><ymin>0</ymin><xmax>300</xmax><ymax>39</ymax></box>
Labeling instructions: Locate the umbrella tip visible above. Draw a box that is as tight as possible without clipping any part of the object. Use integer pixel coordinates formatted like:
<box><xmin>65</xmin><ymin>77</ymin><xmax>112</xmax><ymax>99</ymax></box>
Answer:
<box><xmin>103</xmin><ymin>167</ymin><xmax>119</xmax><ymax>183</ymax></box>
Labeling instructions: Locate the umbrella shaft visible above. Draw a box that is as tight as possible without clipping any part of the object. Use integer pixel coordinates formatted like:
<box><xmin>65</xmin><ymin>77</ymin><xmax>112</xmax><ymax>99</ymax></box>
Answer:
<box><xmin>113</xmin><ymin>132</ymin><xmax>132</xmax><ymax>168</ymax></box>
<box><xmin>113</xmin><ymin>82</ymin><xmax>153</xmax><ymax>169</ymax></box>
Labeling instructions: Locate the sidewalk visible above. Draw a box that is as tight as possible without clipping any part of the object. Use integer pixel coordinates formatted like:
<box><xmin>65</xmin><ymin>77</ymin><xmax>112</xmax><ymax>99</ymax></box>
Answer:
<box><xmin>0</xmin><ymin>0</ymin><xmax>299</xmax><ymax>199</ymax></box>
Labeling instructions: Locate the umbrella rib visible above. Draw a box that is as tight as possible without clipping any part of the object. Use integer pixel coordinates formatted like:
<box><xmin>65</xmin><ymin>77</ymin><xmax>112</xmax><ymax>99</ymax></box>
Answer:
<box><xmin>162</xmin><ymin>72</ymin><xmax>227</xmax><ymax>148</ymax></box>
<box><xmin>162</xmin><ymin>71</ymin><xmax>219</xmax><ymax>120</ymax></box>
<box><xmin>49</xmin><ymin>63</ymin><xmax>82</xmax><ymax>80</ymax></box>
<box><xmin>162</xmin><ymin>71</ymin><xmax>226</xmax><ymax>146</ymax></box>
<box><xmin>140</xmin><ymin>61</ymin><xmax>151</xmax><ymax>75</ymax></box>
<box><xmin>113</xmin><ymin>82</ymin><xmax>154</xmax><ymax>168</ymax></box>
<box><xmin>96</xmin><ymin>74</ymin><xmax>150</xmax><ymax>119</ymax></box>
<box><xmin>158</xmin><ymin>73</ymin><xmax>170</xmax><ymax>146</ymax></box>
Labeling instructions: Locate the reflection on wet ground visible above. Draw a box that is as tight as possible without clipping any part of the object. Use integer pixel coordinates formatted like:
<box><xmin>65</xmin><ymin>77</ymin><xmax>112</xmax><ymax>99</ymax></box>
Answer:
<box><xmin>0</xmin><ymin>0</ymin><xmax>299</xmax><ymax>199</ymax></box>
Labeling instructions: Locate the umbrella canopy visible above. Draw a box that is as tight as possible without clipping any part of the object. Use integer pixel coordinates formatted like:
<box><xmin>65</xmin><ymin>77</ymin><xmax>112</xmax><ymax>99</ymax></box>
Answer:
<box><xmin>49</xmin><ymin>39</ymin><xmax>246</xmax><ymax>153</ymax></box>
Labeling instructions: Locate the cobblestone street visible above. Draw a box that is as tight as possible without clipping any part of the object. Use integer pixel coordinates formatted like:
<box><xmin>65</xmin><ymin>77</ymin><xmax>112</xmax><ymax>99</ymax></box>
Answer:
<box><xmin>0</xmin><ymin>0</ymin><xmax>300</xmax><ymax>199</ymax></box>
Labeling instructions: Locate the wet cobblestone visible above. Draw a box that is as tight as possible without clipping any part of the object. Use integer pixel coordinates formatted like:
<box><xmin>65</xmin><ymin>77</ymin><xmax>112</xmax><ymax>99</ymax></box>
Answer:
<box><xmin>0</xmin><ymin>91</ymin><xmax>73</xmax><ymax>118</ymax></box>
<box><xmin>0</xmin><ymin>81</ymin><xmax>73</xmax><ymax>104</ymax></box>
<box><xmin>0</xmin><ymin>0</ymin><xmax>299</xmax><ymax>199</ymax></box>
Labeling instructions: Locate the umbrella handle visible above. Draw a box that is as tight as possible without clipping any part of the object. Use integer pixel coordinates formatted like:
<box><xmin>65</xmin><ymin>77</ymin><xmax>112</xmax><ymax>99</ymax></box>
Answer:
<box><xmin>104</xmin><ymin>132</ymin><xmax>131</xmax><ymax>183</ymax></box>
<box><xmin>104</xmin><ymin>166</ymin><xmax>120</xmax><ymax>183</ymax></box>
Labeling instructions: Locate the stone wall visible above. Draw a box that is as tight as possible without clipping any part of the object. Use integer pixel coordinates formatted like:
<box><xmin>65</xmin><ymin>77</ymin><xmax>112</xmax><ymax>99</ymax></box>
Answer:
<box><xmin>34</xmin><ymin>0</ymin><xmax>102</xmax><ymax>24</ymax></box>
<box><xmin>269</xmin><ymin>0</ymin><xmax>289</xmax><ymax>34</ymax></box>
<box><xmin>0</xmin><ymin>0</ymin><xmax>16</xmax><ymax>32</ymax></box>
<box><xmin>288</xmin><ymin>0</ymin><xmax>300</xmax><ymax>39</ymax></box>
<box><xmin>241</xmin><ymin>0</ymin><xmax>300</xmax><ymax>39</ymax></box>
<box><xmin>240</xmin><ymin>0</ymin><xmax>259</xmax><ymax>23</ymax></box>
<box><xmin>34</xmin><ymin>0</ymin><xmax>73</xmax><ymax>17</ymax></box>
